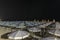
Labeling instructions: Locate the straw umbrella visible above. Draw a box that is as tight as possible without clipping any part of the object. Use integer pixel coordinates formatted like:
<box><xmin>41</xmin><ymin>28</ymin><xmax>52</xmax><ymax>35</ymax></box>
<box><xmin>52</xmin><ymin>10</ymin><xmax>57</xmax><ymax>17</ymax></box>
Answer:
<box><xmin>48</xmin><ymin>22</ymin><xmax>60</xmax><ymax>37</ymax></box>
<box><xmin>8</xmin><ymin>30</ymin><xmax>30</xmax><ymax>40</ymax></box>
<box><xmin>28</xmin><ymin>27</ymin><xmax>41</xmax><ymax>38</ymax></box>
<box><xmin>28</xmin><ymin>27</ymin><xmax>41</xmax><ymax>32</ymax></box>
<box><xmin>42</xmin><ymin>37</ymin><xmax>60</xmax><ymax>40</ymax></box>
<box><xmin>16</xmin><ymin>21</ymin><xmax>26</xmax><ymax>30</ymax></box>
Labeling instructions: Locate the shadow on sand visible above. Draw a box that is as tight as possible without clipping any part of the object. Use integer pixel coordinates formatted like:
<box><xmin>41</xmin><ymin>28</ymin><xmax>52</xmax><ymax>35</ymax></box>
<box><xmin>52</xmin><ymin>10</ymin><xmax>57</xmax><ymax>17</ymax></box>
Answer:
<box><xmin>1</xmin><ymin>32</ymin><xmax>13</xmax><ymax>39</ymax></box>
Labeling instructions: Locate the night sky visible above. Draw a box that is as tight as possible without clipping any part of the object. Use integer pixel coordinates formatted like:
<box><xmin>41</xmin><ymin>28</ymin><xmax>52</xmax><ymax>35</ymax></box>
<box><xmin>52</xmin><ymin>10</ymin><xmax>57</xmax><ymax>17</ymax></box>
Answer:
<box><xmin>0</xmin><ymin>0</ymin><xmax>60</xmax><ymax>21</ymax></box>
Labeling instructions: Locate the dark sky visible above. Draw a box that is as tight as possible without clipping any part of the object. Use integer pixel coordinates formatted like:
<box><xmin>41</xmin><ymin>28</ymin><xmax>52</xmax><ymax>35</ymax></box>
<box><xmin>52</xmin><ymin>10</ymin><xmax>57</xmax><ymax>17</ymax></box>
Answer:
<box><xmin>0</xmin><ymin>0</ymin><xmax>60</xmax><ymax>21</ymax></box>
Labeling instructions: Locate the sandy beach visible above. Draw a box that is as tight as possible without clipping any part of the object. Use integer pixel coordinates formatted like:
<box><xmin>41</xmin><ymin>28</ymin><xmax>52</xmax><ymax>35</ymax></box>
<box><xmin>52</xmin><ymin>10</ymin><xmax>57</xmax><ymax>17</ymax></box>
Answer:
<box><xmin>0</xmin><ymin>27</ymin><xmax>11</xmax><ymax>40</ymax></box>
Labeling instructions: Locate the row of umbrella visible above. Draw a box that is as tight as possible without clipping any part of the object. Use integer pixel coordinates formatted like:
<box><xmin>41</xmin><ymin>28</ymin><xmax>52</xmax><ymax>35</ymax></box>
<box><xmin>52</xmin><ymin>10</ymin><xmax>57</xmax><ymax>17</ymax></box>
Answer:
<box><xmin>0</xmin><ymin>21</ymin><xmax>47</xmax><ymax>28</ymax></box>
<box><xmin>8</xmin><ymin>22</ymin><xmax>60</xmax><ymax>40</ymax></box>
<box><xmin>7</xmin><ymin>22</ymin><xmax>54</xmax><ymax>40</ymax></box>
<box><xmin>0</xmin><ymin>21</ymin><xmax>24</xmax><ymax>27</ymax></box>
<box><xmin>7</xmin><ymin>27</ymin><xmax>41</xmax><ymax>40</ymax></box>
<box><xmin>0</xmin><ymin>21</ymin><xmax>59</xmax><ymax>40</ymax></box>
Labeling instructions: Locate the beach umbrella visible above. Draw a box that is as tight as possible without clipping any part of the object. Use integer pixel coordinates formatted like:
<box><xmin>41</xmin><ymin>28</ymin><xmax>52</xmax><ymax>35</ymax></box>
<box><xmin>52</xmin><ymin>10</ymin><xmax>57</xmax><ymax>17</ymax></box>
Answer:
<box><xmin>48</xmin><ymin>29</ymin><xmax>60</xmax><ymax>37</ymax></box>
<box><xmin>42</xmin><ymin>37</ymin><xmax>60</xmax><ymax>40</ymax></box>
<box><xmin>45</xmin><ymin>22</ymin><xmax>52</xmax><ymax>26</ymax></box>
<box><xmin>55</xmin><ymin>22</ymin><xmax>60</xmax><ymax>29</ymax></box>
<box><xmin>16</xmin><ymin>22</ymin><xmax>26</xmax><ymax>29</ymax></box>
<box><xmin>38</xmin><ymin>22</ymin><xmax>52</xmax><ymax>28</ymax></box>
<box><xmin>48</xmin><ymin>22</ymin><xmax>60</xmax><ymax>37</ymax></box>
<box><xmin>28</xmin><ymin>27</ymin><xmax>41</xmax><ymax>32</ymax></box>
<box><xmin>8</xmin><ymin>30</ymin><xmax>30</xmax><ymax>40</ymax></box>
<box><xmin>0</xmin><ymin>21</ymin><xmax>6</xmax><ymax>25</ymax></box>
<box><xmin>38</xmin><ymin>24</ymin><xmax>47</xmax><ymax>28</ymax></box>
<box><xmin>25</xmin><ymin>21</ymin><xmax>35</xmax><ymax>27</ymax></box>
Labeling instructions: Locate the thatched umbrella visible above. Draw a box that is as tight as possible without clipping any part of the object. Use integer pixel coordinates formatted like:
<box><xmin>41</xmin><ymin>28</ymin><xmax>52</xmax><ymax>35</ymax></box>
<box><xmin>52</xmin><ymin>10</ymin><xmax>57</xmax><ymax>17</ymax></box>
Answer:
<box><xmin>48</xmin><ymin>29</ymin><xmax>60</xmax><ymax>37</ymax></box>
<box><xmin>8</xmin><ymin>30</ymin><xmax>30</xmax><ymax>40</ymax></box>
<box><xmin>25</xmin><ymin>21</ymin><xmax>35</xmax><ymax>27</ymax></box>
<box><xmin>28</xmin><ymin>27</ymin><xmax>41</xmax><ymax>32</ymax></box>
<box><xmin>48</xmin><ymin>22</ymin><xmax>60</xmax><ymax>37</ymax></box>
<box><xmin>42</xmin><ymin>37</ymin><xmax>60</xmax><ymax>40</ymax></box>
<box><xmin>28</xmin><ymin>27</ymin><xmax>41</xmax><ymax>37</ymax></box>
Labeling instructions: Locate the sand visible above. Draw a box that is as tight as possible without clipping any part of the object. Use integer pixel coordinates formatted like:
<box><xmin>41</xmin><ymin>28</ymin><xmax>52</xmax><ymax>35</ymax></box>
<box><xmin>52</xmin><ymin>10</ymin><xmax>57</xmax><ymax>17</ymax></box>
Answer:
<box><xmin>0</xmin><ymin>27</ymin><xmax>11</xmax><ymax>40</ymax></box>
